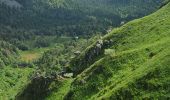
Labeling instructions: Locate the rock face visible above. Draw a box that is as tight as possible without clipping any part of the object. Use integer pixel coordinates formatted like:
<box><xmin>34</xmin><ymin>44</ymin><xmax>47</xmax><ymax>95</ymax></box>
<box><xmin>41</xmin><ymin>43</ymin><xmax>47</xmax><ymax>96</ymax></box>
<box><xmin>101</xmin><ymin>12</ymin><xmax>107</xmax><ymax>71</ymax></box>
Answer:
<box><xmin>74</xmin><ymin>51</ymin><xmax>81</xmax><ymax>56</ymax></box>
<box><xmin>70</xmin><ymin>38</ymin><xmax>114</xmax><ymax>76</ymax></box>
<box><xmin>70</xmin><ymin>33</ymin><xmax>125</xmax><ymax>77</ymax></box>
<box><xmin>0</xmin><ymin>0</ymin><xmax>22</xmax><ymax>8</ymax></box>
<box><xmin>63</xmin><ymin>73</ymin><xmax>73</xmax><ymax>78</ymax></box>
<box><xmin>16</xmin><ymin>75</ymin><xmax>55</xmax><ymax>100</ymax></box>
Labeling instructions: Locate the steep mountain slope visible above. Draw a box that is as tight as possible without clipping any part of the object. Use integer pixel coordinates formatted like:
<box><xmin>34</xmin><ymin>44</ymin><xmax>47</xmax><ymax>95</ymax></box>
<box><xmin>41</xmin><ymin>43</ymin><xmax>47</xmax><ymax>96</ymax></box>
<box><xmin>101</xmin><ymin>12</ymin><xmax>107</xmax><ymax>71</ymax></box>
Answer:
<box><xmin>0</xmin><ymin>1</ymin><xmax>169</xmax><ymax>100</ymax></box>
<box><xmin>65</xmin><ymin>2</ymin><xmax>170</xmax><ymax>99</ymax></box>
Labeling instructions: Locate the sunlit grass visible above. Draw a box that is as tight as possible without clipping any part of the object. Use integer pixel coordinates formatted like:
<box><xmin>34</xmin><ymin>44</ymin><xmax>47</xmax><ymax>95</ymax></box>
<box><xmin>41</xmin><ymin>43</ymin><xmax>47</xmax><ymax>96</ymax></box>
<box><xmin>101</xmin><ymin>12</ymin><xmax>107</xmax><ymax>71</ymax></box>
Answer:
<box><xmin>66</xmin><ymin>2</ymin><xmax>170</xmax><ymax>100</ymax></box>
<box><xmin>19</xmin><ymin>47</ymin><xmax>51</xmax><ymax>62</ymax></box>
<box><xmin>0</xmin><ymin>67</ymin><xmax>34</xmax><ymax>99</ymax></box>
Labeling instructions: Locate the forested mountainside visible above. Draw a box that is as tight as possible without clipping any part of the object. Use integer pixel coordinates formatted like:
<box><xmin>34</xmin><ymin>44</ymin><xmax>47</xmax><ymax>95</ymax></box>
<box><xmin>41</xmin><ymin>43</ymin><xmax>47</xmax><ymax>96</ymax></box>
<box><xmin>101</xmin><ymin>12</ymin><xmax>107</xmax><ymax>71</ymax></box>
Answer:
<box><xmin>0</xmin><ymin>0</ymin><xmax>164</xmax><ymax>37</ymax></box>
<box><xmin>0</xmin><ymin>0</ymin><xmax>165</xmax><ymax>52</ymax></box>
<box><xmin>0</xmin><ymin>0</ymin><xmax>169</xmax><ymax>100</ymax></box>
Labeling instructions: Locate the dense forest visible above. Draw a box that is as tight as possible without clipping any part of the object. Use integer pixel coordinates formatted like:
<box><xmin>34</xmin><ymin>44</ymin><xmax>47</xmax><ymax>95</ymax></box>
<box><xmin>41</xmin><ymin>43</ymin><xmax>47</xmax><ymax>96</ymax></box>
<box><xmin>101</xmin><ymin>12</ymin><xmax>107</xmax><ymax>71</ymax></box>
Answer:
<box><xmin>0</xmin><ymin>0</ymin><xmax>164</xmax><ymax>51</ymax></box>
<box><xmin>0</xmin><ymin>0</ymin><xmax>163</xmax><ymax>36</ymax></box>
<box><xmin>0</xmin><ymin>0</ymin><xmax>169</xmax><ymax>100</ymax></box>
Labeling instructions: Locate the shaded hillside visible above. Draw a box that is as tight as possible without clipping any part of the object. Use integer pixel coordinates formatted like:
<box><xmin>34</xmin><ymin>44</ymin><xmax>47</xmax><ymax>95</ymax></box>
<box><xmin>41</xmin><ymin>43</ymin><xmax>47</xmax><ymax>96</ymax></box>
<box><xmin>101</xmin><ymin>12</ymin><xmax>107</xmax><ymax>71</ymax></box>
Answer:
<box><xmin>66</xmin><ymin>2</ymin><xmax>170</xmax><ymax>99</ymax></box>
<box><xmin>0</xmin><ymin>0</ymin><xmax>164</xmax><ymax>36</ymax></box>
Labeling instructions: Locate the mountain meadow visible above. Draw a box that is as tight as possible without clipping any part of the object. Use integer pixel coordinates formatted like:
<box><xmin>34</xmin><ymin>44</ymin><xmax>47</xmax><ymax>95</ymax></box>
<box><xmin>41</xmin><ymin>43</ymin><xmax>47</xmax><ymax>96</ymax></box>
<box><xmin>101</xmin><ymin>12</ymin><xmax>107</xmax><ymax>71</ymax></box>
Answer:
<box><xmin>0</xmin><ymin>0</ymin><xmax>170</xmax><ymax>100</ymax></box>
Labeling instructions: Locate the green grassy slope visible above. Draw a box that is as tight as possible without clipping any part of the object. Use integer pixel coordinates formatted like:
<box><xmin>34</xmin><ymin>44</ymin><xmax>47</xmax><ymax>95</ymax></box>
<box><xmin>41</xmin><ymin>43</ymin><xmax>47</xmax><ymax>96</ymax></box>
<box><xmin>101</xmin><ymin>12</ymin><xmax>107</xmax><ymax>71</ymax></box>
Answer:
<box><xmin>0</xmin><ymin>67</ymin><xmax>34</xmax><ymax>100</ymax></box>
<box><xmin>20</xmin><ymin>47</ymin><xmax>51</xmax><ymax>62</ymax></box>
<box><xmin>0</xmin><ymin>41</ymin><xmax>34</xmax><ymax>99</ymax></box>
<box><xmin>46</xmin><ymin>79</ymin><xmax>73</xmax><ymax>100</ymax></box>
<box><xmin>66</xmin><ymin>2</ymin><xmax>170</xmax><ymax>100</ymax></box>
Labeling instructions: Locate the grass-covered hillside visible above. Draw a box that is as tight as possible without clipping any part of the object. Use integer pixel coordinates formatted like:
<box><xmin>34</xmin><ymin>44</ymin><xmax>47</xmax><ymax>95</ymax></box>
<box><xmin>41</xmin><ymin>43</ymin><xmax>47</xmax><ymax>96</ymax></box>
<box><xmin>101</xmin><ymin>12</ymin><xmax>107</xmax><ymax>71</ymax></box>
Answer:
<box><xmin>0</xmin><ymin>41</ymin><xmax>34</xmax><ymax>100</ymax></box>
<box><xmin>0</xmin><ymin>67</ymin><xmax>34</xmax><ymax>99</ymax></box>
<box><xmin>65</xmin><ymin>2</ymin><xmax>170</xmax><ymax>99</ymax></box>
<box><xmin>0</xmin><ymin>1</ymin><xmax>169</xmax><ymax>100</ymax></box>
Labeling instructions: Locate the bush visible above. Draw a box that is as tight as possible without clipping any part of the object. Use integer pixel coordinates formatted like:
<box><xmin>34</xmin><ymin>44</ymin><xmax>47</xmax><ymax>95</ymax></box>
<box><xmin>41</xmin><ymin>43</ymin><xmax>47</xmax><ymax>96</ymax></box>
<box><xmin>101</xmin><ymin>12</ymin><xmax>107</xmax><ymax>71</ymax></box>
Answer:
<box><xmin>17</xmin><ymin>61</ymin><xmax>35</xmax><ymax>68</ymax></box>
<box><xmin>35</xmin><ymin>38</ymin><xmax>50</xmax><ymax>48</ymax></box>
<box><xmin>17</xmin><ymin>43</ymin><xmax>29</xmax><ymax>51</ymax></box>
<box><xmin>0</xmin><ymin>58</ymin><xmax>5</xmax><ymax>68</ymax></box>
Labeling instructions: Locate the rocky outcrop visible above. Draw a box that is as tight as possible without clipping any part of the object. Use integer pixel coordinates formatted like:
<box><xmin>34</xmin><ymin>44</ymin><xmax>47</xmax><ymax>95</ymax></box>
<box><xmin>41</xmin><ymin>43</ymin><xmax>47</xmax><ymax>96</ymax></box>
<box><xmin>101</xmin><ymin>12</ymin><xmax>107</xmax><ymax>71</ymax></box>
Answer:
<box><xmin>70</xmin><ymin>38</ymin><xmax>114</xmax><ymax>76</ymax></box>
<box><xmin>15</xmin><ymin>73</ymin><xmax>56</xmax><ymax>100</ymax></box>
<box><xmin>69</xmin><ymin>33</ymin><xmax>126</xmax><ymax>77</ymax></box>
